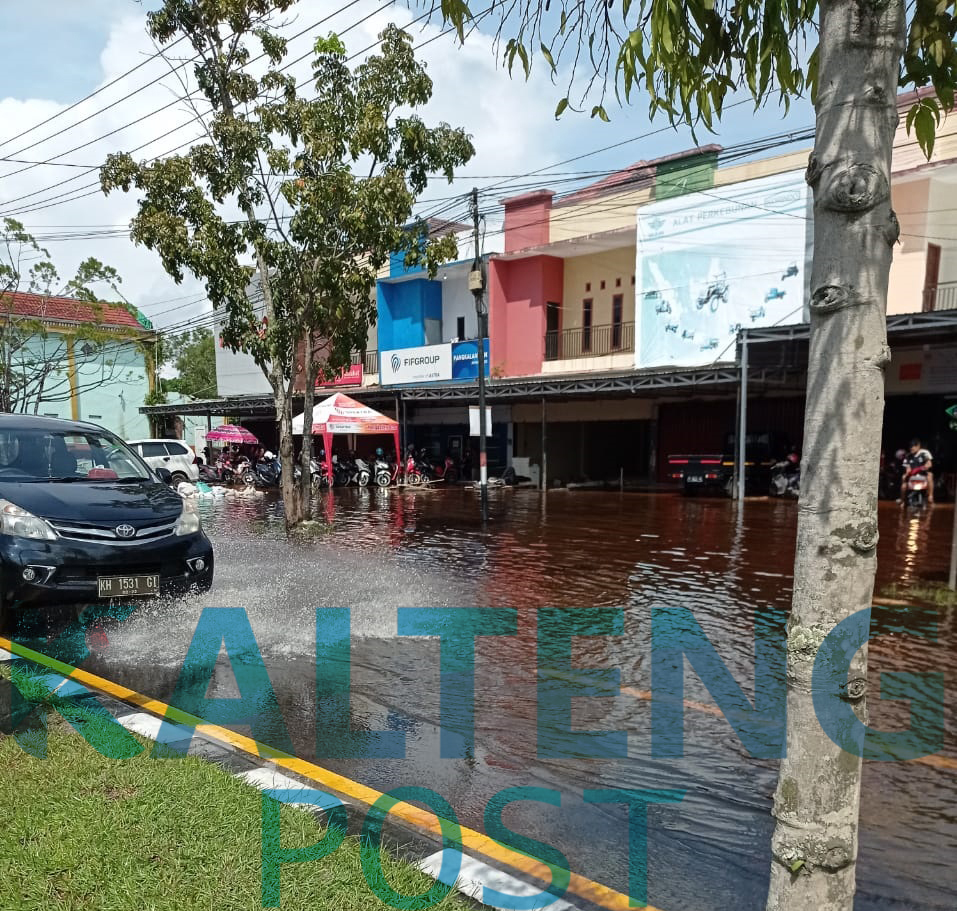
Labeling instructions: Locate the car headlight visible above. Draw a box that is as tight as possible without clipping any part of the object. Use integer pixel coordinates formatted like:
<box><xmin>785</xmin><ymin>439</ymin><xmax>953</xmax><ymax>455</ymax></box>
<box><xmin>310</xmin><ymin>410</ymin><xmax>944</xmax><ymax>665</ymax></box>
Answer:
<box><xmin>0</xmin><ymin>499</ymin><xmax>57</xmax><ymax>541</ymax></box>
<box><xmin>173</xmin><ymin>501</ymin><xmax>201</xmax><ymax>536</ymax></box>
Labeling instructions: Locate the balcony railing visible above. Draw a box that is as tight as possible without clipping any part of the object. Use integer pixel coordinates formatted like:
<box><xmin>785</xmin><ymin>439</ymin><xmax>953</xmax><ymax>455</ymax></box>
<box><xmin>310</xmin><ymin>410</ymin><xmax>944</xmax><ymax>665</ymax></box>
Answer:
<box><xmin>544</xmin><ymin>322</ymin><xmax>635</xmax><ymax>361</ymax></box>
<box><xmin>351</xmin><ymin>350</ymin><xmax>379</xmax><ymax>373</ymax></box>
<box><xmin>923</xmin><ymin>283</ymin><xmax>957</xmax><ymax>312</ymax></box>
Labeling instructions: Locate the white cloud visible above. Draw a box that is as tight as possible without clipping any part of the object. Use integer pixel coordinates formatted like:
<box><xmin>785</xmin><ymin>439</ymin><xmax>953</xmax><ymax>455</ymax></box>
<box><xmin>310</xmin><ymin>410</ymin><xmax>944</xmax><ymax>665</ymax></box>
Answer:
<box><xmin>0</xmin><ymin>1</ymin><xmax>800</xmax><ymax>331</ymax></box>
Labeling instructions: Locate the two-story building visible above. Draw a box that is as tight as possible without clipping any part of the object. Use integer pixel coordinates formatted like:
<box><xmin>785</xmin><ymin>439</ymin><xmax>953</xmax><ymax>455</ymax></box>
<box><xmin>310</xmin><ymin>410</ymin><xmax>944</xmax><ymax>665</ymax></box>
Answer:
<box><xmin>147</xmin><ymin>90</ymin><xmax>957</xmax><ymax>489</ymax></box>
<box><xmin>1</xmin><ymin>291</ymin><xmax>157</xmax><ymax>440</ymax></box>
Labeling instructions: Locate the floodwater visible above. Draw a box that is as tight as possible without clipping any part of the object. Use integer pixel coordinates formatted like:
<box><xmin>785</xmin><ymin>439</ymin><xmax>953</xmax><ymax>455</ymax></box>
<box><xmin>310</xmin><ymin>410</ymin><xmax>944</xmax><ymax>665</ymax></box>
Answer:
<box><xmin>15</xmin><ymin>490</ymin><xmax>957</xmax><ymax>911</ymax></box>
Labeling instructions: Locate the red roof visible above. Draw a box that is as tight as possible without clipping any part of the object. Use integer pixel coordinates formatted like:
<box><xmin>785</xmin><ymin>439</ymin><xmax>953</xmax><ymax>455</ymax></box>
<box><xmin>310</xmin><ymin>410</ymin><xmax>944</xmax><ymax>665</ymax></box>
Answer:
<box><xmin>0</xmin><ymin>291</ymin><xmax>145</xmax><ymax>330</ymax></box>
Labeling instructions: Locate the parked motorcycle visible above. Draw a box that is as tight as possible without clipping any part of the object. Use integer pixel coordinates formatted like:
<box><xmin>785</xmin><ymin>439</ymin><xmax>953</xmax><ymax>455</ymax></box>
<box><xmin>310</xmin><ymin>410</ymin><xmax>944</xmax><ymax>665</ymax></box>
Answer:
<box><xmin>374</xmin><ymin>454</ymin><xmax>400</xmax><ymax>488</ymax></box>
<box><xmin>431</xmin><ymin>454</ymin><xmax>459</xmax><ymax>484</ymax></box>
<box><xmin>770</xmin><ymin>451</ymin><xmax>800</xmax><ymax>498</ymax></box>
<box><xmin>404</xmin><ymin>449</ymin><xmax>432</xmax><ymax>486</ymax></box>
<box><xmin>241</xmin><ymin>455</ymin><xmax>281</xmax><ymax>488</ymax></box>
<box><xmin>878</xmin><ymin>449</ymin><xmax>905</xmax><ymax>500</ymax></box>
<box><xmin>331</xmin><ymin>453</ymin><xmax>371</xmax><ymax>487</ymax></box>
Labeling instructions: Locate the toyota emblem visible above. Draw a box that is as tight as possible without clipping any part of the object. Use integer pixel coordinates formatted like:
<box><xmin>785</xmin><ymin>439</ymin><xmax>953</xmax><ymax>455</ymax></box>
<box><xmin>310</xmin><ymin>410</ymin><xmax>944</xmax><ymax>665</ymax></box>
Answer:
<box><xmin>115</xmin><ymin>524</ymin><xmax>136</xmax><ymax>539</ymax></box>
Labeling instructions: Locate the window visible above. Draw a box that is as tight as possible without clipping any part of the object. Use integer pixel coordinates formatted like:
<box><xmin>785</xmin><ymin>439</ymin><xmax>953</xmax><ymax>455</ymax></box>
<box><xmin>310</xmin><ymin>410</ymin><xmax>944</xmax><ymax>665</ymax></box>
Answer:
<box><xmin>140</xmin><ymin>442</ymin><xmax>168</xmax><ymax>458</ymax></box>
<box><xmin>612</xmin><ymin>294</ymin><xmax>624</xmax><ymax>349</ymax></box>
<box><xmin>88</xmin><ymin>414</ymin><xmax>102</xmax><ymax>420</ymax></box>
<box><xmin>585</xmin><ymin>282</ymin><xmax>591</xmax><ymax>292</ymax></box>
<box><xmin>615</xmin><ymin>277</ymin><xmax>621</xmax><ymax>288</ymax></box>
<box><xmin>456</xmin><ymin>316</ymin><xmax>466</xmax><ymax>340</ymax></box>
<box><xmin>0</xmin><ymin>429</ymin><xmax>147</xmax><ymax>480</ymax></box>
<box><xmin>165</xmin><ymin>442</ymin><xmax>190</xmax><ymax>456</ymax></box>
<box><xmin>600</xmin><ymin>280</ymin><xmax>606</xmax><ymax>290</ymax></box>
<box><xmin>582</xmin><ymin>299</ymin><xmax>593</xmax><ymax>353</ymax></box>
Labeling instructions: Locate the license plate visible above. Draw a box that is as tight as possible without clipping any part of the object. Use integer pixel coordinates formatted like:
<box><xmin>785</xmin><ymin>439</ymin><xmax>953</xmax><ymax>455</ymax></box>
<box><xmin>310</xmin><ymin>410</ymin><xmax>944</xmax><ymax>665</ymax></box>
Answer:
<box><xmin>97</xmin><ymin>574</ymin><xmax>159</xmax><ymax>598</ymax></box>
<box><xmin>687</xmin><ymin>476</ymin><xmax>704</xmax><ymax>484</ymax></box>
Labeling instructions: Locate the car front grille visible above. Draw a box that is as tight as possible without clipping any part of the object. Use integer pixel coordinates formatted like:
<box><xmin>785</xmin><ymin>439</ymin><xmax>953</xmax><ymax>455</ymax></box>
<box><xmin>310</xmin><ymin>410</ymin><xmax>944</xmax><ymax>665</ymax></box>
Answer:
<box><xmin>48</xmin><ymin>518</ymin><xmax>178</xmax><ymax>546</ymax></box>
<box><xmin>55</xmin><ymin>561</ymin><xmax>182</xmax><ymax>583</ymax></box>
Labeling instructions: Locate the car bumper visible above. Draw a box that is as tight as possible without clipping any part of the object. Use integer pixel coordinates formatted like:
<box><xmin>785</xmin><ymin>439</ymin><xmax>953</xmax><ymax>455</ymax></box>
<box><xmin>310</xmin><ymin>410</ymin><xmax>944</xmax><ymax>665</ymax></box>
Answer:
<box><xmin>0</xmin><ymin>532</ymin><xmax>214</xmax><ymax>610</ymax></box>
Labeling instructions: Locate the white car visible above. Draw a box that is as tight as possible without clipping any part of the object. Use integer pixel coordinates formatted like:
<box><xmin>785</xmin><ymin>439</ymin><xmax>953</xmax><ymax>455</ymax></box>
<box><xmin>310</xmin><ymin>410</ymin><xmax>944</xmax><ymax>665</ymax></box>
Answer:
<box><xmin>127</xmin><ymin>438</ymin><xmax>199</xmax><ymax>484</ymax></box>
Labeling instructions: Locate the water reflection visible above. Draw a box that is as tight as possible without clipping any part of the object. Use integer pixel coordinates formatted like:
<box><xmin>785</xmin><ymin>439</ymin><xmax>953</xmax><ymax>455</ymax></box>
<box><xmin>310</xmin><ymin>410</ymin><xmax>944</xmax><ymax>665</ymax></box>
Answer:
<box><xmin>16</xmin><ymin>489</ymin><xmax>957</xmax><ymax>911</ymax></box>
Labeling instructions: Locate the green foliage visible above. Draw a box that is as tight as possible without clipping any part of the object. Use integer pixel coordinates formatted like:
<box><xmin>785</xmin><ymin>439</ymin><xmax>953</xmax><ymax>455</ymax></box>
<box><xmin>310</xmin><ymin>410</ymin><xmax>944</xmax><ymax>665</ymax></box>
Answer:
<box><xmin>160</xmin><ymin>327</ymin><xmax>218</xmax><ymax>400</ymax></box>
<box><xmin>101</xmin><ymin>2</ymin><xmax>475</xmax><ymax>395</ymax></box>
<box><xmin>434</xmin><ymin>0</ymin><xmax>957</xmax><ymax>156</ymax></box>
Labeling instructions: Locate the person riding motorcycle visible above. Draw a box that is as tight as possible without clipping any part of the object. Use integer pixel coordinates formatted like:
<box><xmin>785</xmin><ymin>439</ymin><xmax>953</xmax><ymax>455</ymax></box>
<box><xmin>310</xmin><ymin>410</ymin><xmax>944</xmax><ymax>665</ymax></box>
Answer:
<box><xmin>899</xmin><ymin>438</ymin><xmax>934</xmax><ymax>505</ymax></box>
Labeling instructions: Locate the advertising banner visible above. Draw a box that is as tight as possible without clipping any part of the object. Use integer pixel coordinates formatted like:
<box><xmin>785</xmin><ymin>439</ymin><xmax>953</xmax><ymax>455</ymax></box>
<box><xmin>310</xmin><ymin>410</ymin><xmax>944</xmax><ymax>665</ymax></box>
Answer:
<box><xmin>317</xmin><ymin>363</ymin><xmax>363</xmax><ymax>387</ymax></box>
<box><xmin>380</xmin><ymin>343</ymin><xmax>453</xmax><ymax>385</ymax></box>
<box><xmin>469</xmin><ymin>405</ymin><xmax>493</xmax><ymax>436</ymax></box>
<box><xmin>635</xmin><ymin>169</ymin><xmax>812</xmax><ymax>369</ymax></box>
<box><xmin>451</xmin><ymin>339</ymin><xmax>491</xmax><ymax>380</ymax></box>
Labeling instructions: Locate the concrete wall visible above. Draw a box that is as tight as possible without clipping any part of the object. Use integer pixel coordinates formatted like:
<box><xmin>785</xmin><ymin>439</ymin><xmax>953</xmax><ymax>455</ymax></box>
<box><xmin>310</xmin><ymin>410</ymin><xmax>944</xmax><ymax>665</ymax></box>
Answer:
<box><xmin>488</xmin><ymin>255</ymin><xmax>564</xmax><ymax>377</ymax></box>
<box><xmin>561</xmin><ymin>247</ymin><xmax>637</xmax><ymax>329</ymax></box>
<box><xmin>377</xmin><ymin>278</ymin><xmax>443</xmax><ymax>351</ymax></box>
<box><xmin>888</xmin><ymin>177</ymin><xmax>932</xmax><ymax>314</ymax></box>
<box><xmin>76</xmin><ymin>339</ymin><xmax>152</xmax><ymax>440</ymax></box>
<box><xmin>438</xmin><ymin>271</ymin><xmax>479</xmax><ymax>342</ymax></box>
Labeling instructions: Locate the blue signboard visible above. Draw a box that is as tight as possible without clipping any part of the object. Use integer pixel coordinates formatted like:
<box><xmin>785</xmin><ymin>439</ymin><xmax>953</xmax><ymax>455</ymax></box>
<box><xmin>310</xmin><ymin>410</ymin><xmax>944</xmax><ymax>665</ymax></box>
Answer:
<box><xmin>451</xmin><ymin>339</ymin><xmax>491</xmax><ymax>380</ymax></box>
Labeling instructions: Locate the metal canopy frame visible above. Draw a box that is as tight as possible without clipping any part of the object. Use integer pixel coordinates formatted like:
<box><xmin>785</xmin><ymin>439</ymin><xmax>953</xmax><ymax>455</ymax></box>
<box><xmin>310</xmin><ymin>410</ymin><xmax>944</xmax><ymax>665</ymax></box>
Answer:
<box><xmin>731</xmin><ymin>308</ymin><xmax>957</xmax><ymax>499</ymax></box>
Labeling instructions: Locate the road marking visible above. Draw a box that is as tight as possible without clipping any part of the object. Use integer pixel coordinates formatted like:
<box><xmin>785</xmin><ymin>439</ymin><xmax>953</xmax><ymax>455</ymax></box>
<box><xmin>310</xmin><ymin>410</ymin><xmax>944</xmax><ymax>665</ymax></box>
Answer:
<box><xmin>0</xmin><ymin>635</ymin><xmax>656</xmax><ymax>911</ymax></box>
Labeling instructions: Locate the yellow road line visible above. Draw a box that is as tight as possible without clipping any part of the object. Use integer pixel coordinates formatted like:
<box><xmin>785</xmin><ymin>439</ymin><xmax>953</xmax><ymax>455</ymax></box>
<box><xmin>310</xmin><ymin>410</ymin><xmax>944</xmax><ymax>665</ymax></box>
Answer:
<box><xmin>0</xmin><ymin>635</ymin><xmax>654</xmax><ymax>911</ymax></box>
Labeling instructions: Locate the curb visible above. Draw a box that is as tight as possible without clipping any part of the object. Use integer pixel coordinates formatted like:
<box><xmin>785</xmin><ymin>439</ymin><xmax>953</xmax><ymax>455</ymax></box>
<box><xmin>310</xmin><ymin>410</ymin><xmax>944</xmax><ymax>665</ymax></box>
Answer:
<box><xmin>0</xmin><ymin>641</ymin><xmax>636</xmax><ymax>911</ymax></box>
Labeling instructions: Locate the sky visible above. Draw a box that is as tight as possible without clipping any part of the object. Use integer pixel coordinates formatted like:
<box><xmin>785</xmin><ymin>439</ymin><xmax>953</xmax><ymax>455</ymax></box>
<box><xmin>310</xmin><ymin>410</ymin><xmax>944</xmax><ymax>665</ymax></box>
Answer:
<box><xmin>0</xmin><ymin>0</ymin><xmax>816</xmax><ymax>335</ymax></box>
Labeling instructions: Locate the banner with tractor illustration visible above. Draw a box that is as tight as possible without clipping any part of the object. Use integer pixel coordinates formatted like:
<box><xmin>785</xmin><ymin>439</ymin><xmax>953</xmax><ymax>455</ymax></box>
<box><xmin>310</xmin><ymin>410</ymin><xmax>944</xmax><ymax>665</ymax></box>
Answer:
<box><xmin>635</xmin><ymin>169</ymin><xmax>812</xmax><ymax>369</ymax></box>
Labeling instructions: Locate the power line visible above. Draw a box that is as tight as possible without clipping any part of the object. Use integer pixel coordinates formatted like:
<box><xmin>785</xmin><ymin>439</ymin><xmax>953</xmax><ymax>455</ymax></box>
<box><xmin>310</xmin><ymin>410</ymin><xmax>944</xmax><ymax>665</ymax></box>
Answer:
<box><xmin>0</xmin><ymin>34</ymin><xmax>189</xmax><ymax>152</ymax></box>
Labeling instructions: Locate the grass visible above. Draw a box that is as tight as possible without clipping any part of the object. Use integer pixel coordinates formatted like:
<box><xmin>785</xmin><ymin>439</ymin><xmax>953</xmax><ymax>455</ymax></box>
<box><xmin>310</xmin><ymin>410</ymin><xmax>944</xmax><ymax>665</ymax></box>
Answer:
<box><xmin>879</xmin><ymin>580</ymin><xmax>957</xmax><ymax>608</ymax></box>
<box><xmin>0</xmin><ymin>666</ymin><xmax>473</xmax><ymax>911</ymax></box>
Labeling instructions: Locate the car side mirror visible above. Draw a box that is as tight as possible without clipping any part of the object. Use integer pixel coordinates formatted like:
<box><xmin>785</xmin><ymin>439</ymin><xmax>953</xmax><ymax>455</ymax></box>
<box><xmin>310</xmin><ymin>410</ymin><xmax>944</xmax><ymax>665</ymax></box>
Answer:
<box><xmin>156</xmin><ymin>467</ymin><xmax>173</xmax><ymax>485</ymax></box>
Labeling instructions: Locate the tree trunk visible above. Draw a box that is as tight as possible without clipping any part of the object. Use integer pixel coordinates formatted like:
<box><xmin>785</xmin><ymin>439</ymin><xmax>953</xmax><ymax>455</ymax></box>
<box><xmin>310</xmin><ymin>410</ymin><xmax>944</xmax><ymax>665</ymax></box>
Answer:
<box><xmin>273</xmin><ymin>373</ymin><xmax>301</xmax><ymax>529</ymax></box>
<box><xmin>765</xmin><ymin>2</ymin><xmax>904</xmax><ymax>910</ymax></box>
<box><xmin>299</xmin><ymin>330</ymin><xmax>316</xmax><ymax>518</ymax></box>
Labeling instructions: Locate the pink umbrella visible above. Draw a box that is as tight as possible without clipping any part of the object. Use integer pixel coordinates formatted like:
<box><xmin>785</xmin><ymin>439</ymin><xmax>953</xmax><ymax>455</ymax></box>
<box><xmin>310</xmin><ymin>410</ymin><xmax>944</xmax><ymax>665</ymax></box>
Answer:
<box><xmin>205</xmin><ymin>424</ymin><xmax>259</xmax><ymax>444</ymax></box>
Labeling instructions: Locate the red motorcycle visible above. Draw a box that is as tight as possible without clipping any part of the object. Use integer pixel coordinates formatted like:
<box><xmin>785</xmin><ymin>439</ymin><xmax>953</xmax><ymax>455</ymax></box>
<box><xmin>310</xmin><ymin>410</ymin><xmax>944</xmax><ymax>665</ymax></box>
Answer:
<box><xmin>405</xmin><ymin>451</ymin><xmax>429</xmax><ymax>486</ymax></box>
<box><xmin>431</xmin><ymin>455</ymin><xmax>459</xmax><ymax>484</ymax></box>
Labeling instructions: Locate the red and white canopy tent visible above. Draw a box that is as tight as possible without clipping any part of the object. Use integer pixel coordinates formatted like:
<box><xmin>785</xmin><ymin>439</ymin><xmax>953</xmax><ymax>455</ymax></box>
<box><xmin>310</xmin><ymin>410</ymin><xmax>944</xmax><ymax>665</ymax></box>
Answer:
<box><xmin>292</xmin><ymin>392</ymin><xmax>399</xmax><ymax>481</ymax></box>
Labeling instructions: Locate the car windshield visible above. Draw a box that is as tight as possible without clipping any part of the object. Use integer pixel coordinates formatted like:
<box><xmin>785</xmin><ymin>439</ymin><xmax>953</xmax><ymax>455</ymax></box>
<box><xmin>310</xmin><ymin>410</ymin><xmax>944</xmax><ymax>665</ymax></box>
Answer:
<box><xmin>0</xmin><ymin>428</ymin><xmax>151</xmax><ymax>482</ymax></box>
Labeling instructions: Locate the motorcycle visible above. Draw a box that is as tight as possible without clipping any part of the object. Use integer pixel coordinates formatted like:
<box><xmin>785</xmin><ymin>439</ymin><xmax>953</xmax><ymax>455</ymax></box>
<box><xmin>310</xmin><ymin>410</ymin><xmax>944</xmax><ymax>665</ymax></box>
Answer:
<box><xmin>332</xmin><ymin>454</ymin><xmax>371</xmax><ymax>487</ymax></box>
<box><xmin>241</xmin><ymin>455</ymin><xmax>281</xmax><ymax>488</ymax></box>
<box><xmin>770</xmin><ymin>452</ymin><xmax>800</xmax><ymax>498</ymax></box>
<box><xmin>404</xmin><ymin>450</ymin><xmax>432</xmax><ymax>486</ymax></box>
<box><xmin>905</xmin><ymin>470</ymin><xmax>930</xmax><ymax>509</ymax></box>
<box><xmin>374</xmin><ymin>454</ymin><xmax>400</xmax><ymax>488</ymax></box>
<box><xmin>431</xmin><ymin>455</ymin><xmax>459</xmax><ymax>484</ymax></box>
<box><xmin>879</xmin><ymin>450</ymin><xmax>905</xmax><ymax>500</ymax></box>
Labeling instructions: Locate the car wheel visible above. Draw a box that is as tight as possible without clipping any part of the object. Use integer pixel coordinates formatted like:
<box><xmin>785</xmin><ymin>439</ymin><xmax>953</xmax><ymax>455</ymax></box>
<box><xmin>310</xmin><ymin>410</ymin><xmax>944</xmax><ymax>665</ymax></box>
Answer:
<box><xmin>171</xmin><ymin>472</ymin><xmax>189</xmax><ymax>485</ymax></box>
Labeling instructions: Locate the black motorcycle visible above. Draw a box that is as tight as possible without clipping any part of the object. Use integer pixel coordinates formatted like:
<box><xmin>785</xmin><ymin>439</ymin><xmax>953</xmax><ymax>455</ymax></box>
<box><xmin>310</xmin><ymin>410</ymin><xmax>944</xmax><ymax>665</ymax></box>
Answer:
<box><xmin>241</xmin><ymin>457</ymin><xmax>281</xmax><ymax>488</ymax></box>
<box><xmin>769</xmin><ymin>454</ymin><xmax>800</xmax><ymax>498</ymax></box>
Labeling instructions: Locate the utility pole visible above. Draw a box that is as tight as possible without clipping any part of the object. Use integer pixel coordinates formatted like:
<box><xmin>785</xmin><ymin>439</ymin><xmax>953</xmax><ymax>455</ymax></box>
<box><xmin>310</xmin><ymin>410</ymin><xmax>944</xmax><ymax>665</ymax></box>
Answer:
<box><xmin>469</xmin><ymin>187</ymin><xmax>489</xmax><ymax>523</ymax></box>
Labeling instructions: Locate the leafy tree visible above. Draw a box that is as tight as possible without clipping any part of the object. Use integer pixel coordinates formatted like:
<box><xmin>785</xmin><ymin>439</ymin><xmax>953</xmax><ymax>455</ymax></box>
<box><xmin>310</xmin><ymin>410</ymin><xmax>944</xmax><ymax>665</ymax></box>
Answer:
<box><xmin>160</xmin><ymin>327</ymin><xmax>218</xmax><ymax>401</ymax></box>
<box><xmin>432</xmin><ymin>1</ymin><xmax>954</xmax><ymax>909</ymax></box>
<box><xmin>0</xmin><ymin>218</ymin><xmax>146</xmax><ymax>416</ymax></box>
<box><xmin>101</xmin><ymin>0</ymin><xmax>473</xmax><ymax>528</ymax></box>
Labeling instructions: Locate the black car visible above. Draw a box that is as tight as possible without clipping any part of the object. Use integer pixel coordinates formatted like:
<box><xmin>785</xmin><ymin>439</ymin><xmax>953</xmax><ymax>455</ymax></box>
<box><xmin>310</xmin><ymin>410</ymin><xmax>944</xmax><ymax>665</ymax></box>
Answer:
<box><xmin>0</xmin><ymin>415</ymin><xmax>213</xmax><ymax>624</ymax></box>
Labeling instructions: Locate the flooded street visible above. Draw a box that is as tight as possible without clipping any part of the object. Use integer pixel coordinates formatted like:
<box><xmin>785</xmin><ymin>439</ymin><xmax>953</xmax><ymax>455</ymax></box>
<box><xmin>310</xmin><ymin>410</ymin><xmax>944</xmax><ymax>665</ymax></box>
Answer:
<box><xmin>19</xmin><ymin>489</ymin><xmax>957</xmax><ymax>911</ymax></box>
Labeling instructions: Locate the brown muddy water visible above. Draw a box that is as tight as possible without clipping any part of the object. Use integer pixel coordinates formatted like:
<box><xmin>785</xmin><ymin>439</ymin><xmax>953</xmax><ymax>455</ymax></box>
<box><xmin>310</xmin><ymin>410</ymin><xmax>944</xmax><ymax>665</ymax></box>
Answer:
<box><xmin>13</xmin><ymin>489</ymin><xmax>957</xmax><ymax>911</ymax></box>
